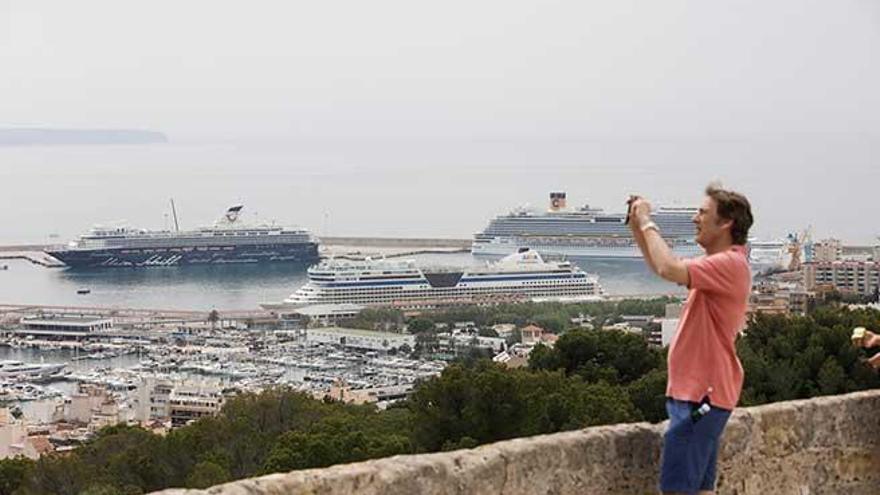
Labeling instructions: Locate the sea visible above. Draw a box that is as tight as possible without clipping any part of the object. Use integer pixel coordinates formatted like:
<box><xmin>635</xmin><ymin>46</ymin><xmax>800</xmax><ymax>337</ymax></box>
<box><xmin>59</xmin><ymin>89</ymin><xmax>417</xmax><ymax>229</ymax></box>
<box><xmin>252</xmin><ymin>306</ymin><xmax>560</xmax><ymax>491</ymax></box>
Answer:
<box><xmin>0</xmin><ymin>253</ymin><xmax>682</xmax><ymax>311</ymax></box>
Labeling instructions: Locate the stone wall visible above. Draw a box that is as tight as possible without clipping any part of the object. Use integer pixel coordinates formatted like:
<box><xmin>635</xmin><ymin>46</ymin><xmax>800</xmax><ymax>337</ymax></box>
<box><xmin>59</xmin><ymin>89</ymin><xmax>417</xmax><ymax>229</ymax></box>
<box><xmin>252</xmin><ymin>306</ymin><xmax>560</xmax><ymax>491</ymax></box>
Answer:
<box><xmin>159</xmin><ymin>389</ymin><xmax>880</xmax><ymax>495</ymax></box>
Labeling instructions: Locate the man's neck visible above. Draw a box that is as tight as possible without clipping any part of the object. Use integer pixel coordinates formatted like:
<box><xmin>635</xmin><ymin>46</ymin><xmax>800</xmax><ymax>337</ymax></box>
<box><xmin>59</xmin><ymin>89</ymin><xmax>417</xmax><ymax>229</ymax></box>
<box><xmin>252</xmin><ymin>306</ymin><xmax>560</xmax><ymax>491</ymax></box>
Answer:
<box><xmin>704</xmin><ymin>240</ymin><xmax>734</xmax><ymax>256</ymax></box>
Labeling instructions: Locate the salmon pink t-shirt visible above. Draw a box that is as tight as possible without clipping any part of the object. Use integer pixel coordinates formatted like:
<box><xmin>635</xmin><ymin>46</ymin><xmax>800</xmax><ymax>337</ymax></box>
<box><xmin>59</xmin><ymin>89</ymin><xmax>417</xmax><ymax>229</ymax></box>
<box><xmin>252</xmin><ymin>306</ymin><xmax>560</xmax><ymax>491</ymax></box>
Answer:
<box><xmin>667</xmin><ymin>245</ymin><xmax>752</xmax><ymax>410</ymax></box>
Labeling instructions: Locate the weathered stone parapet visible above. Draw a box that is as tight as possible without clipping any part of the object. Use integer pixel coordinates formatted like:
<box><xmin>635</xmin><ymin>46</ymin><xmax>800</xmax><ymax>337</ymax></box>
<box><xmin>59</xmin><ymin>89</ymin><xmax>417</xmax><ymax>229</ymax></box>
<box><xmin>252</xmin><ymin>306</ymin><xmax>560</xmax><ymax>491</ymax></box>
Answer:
<box><xmin>158</xmin><ymin>389</ymin><xmax>880</xmax><ymax>495</ymax></box>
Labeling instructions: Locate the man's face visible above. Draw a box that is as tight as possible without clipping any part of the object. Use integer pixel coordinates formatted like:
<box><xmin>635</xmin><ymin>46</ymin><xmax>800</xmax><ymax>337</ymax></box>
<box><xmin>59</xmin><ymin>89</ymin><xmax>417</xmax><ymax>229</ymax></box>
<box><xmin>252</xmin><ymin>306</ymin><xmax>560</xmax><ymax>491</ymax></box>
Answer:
<box><xmin>693</xmin><ymin>196</ymin><xmax>730</xmax><ymax>248</ymax></box>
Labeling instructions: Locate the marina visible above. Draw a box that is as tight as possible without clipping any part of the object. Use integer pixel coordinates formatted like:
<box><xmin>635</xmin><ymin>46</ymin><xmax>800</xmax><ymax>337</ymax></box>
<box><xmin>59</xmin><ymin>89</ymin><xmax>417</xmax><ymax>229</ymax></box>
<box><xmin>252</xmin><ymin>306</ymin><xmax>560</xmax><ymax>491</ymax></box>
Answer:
<box><xmin>0</xmin><ymin>324</ymin><xmax>450</xmax><ymax>427</ymax></box>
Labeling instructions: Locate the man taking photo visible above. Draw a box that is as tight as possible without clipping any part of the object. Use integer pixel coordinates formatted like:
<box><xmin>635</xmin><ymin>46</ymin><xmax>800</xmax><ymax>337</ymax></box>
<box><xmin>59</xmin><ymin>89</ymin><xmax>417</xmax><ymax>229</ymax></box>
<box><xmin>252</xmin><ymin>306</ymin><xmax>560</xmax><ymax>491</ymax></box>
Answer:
<box><xmin>627</xmin><ymin>184</ymin><xmax>753</xmax><ymax>495</ymax></box>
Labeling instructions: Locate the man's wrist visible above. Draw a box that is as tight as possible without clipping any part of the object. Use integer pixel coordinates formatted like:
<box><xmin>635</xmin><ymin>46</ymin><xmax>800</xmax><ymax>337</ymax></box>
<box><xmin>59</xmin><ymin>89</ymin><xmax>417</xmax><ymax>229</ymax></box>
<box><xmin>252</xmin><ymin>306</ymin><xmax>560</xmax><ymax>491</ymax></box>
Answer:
<box><xmin>640</xmin><ymin>221</ymin><xmax>660</xmax><ymax>234</ymax></box>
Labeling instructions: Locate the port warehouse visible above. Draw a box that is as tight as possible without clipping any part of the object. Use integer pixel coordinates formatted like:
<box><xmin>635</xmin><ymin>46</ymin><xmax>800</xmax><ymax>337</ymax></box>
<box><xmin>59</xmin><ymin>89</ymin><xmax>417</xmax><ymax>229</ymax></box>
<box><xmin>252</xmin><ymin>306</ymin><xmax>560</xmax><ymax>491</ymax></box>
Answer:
<box><xmin>305</xmin><ymin>327</ymin><xmax>415</xmax><ymax>351</ymax></box>
<box><xmin>3</xmin><ymin>314</ymin><xmax>169</xmax><ymax>345</ymax></box>
<box><xmin>1</xmin><ymin>314</ymin><xmax>287</xmax><ymax>348</ymax></box>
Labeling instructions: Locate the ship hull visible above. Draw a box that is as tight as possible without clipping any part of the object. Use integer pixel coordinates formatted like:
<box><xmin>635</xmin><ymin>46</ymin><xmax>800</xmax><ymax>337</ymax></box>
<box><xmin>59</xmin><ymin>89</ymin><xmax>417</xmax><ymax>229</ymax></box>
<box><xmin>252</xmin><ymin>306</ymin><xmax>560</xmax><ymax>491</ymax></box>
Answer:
<box><xmin>472</xmin><ymin>238</ymin><xmax>703</xmax><ymax>259</ymax></box>
<box><xmin>46</xmin><ymin>242</ymin><xmax>320</xmax><ymax>268</ymax></box>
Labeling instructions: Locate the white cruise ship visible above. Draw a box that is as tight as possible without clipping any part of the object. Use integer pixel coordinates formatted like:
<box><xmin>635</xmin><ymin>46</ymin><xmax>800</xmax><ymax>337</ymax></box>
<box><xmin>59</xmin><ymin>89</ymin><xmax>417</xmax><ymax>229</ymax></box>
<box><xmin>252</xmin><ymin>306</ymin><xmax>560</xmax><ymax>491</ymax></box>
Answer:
<box><xmin>271</xmin><ymin>249</ymin><xmax>603</xmax><ymax>310</ymax></box>
<box><xmin>748</xmin><ymin>239</ymin><xmax>792</xmax><ymax>273</ymax></box>
<box><xmin>473</xmin><ymin>192</ymin><xmax>701</xmax><ymax>259</ymax></box>
<box><xmin>0</xmin><ymin>360</ymin><xmax>66</xmax><ymax>381</ymax></box>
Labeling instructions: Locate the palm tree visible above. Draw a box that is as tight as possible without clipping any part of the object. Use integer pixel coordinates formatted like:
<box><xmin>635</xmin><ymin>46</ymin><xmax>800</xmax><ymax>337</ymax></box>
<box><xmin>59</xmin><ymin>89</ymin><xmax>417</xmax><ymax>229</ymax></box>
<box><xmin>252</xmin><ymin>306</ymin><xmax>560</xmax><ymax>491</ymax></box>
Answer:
<box><xmin>207</xmin><ymin>309</ymin><xmax>220</xmax><ymax>329</ymax></box>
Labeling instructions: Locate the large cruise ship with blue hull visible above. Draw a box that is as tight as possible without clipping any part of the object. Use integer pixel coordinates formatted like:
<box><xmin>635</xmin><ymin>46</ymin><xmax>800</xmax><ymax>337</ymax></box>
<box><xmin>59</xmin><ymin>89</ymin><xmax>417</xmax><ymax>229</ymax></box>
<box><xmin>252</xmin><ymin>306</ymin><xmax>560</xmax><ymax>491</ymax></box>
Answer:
<box><xmin>46</xmin><ymin>205</ymin><xmax>320</xmax><ymax>268</ymax></box>
<box><xmin>473</xmin><ymin>192</ymin><xmax>701</xmax><ymax>259</ymax></box>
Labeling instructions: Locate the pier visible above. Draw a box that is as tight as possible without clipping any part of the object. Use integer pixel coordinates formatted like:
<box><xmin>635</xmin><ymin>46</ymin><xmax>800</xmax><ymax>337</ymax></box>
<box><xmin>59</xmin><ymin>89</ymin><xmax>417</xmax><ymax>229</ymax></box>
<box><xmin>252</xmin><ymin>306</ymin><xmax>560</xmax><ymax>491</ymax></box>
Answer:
<box><xmin>0</xmin><ymin>303</ymin><xmax>271</xmax><ymax>322</ymax></box>
<box><xmin>0</xmin><ymin>244</ymin><xmax>66</xmax><ymax>267</ymax></box>
<box><xmin>0</xmin><ymin>252</ymin><xmax>65</xmax><ymax>268</ymax></box>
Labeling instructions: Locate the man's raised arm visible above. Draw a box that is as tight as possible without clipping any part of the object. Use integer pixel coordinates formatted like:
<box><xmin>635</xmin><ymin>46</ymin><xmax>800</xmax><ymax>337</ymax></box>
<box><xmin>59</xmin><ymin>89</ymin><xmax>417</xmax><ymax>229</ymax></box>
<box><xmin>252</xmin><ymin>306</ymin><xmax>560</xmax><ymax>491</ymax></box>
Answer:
<box><xmin>628</xmin><ymin>198</ymin><xmax>689</xmax><ymax>286</ymax></box>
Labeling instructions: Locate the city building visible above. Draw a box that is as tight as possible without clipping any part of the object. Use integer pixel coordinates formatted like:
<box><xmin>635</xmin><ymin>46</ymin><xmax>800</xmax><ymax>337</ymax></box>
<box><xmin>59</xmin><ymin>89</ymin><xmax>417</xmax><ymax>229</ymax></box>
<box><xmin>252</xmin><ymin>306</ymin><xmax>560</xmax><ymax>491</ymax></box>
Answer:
<box><xmin>16</xmin><ymin>314</ymin><xmax>113</xmax><ymax>342</ymax></box>
<box><xmin>492</xmin><ymin>344</ymin><xmax>533</xmax><ymax>369</ymax></box>
<box><xmin>437</xmin><ymin>331</ymin><xmax>507</xmax><ymax>354</ymax></box>
<box><xmin>285</xmin><ymin>304</ymin><xmax>366</xmax><ymax>326</ymax></box>
<box><xmin>64</xmin><ymin>384</ymin><xmax>110</xmax><ymax>425</ymax></box>
<box><xmin>520</xmin><ymin>324</ymin><xmax>542</xmax><ymax>345</ymax></box>
<box><xmin>491</xmin><ymin>323</ymin><xmax>517</xmax><ymax>339</ymax></box>
<box><xmin>648</xmin><ymin>303</ymin><xmax>683</xmax><ymax>348</ymax></box>
<box><xmin>811</xmin><ymin>239</ymin><xmax>842</xmax><ymax>262</ymax></box>
<box><xmin>0</xmin><ymin>408</ymin><xmax>40</xmax><ymax>460</ymax></box>
<box><xmin>804</xmin><ymin>261</ymin><xmax>880</xmax><ymax>297</ymax></box>
<box><xmin>749</xmin><ymin>281</ymin><xmax>812</xmax><ymax>317</ymax></box>
<box><xmin>601</xmin><ymin>322</ymin><xmax>643</xmax><ymax>335</ymax></box>
<box><xmin>306</xmin><ymin>327</ymin><xmax>416</xmax><ymax>352</ymax></box>
<box><xmin>324</xmin><ymin>379</ymin><xmax>411</xmax><ymax>407</ymax></box>
<box><xmin>168</xmin><ymin>385</ymin><xmax>225</xmax><ymax>427</ymax></box>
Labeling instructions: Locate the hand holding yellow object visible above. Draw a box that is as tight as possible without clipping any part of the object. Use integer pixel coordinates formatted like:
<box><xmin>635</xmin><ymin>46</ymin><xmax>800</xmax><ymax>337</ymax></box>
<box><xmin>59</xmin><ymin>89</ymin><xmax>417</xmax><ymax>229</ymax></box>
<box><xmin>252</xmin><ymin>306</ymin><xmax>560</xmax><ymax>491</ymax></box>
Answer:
<box><xmin>852</xmin><ymin>327</ymin><xmax>867</xmax><ymax>347</ymax></box>
<box><xmin>852</xmin><ymin>327</ymin><xmax>880</xmax><ymax>370</ymax></box>
<box><xmin>853</xmin><ymin>327</ymin><xmax>880</xmax><ymax>348</ymax></box>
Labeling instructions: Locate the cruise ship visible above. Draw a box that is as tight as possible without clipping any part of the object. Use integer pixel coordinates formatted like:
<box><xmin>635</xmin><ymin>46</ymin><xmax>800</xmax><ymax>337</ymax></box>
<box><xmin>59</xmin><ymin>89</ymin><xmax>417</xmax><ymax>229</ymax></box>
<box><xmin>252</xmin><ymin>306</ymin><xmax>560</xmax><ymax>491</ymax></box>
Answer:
<box><xmin>46</xmin><ymin>204</ymin><xmax>320</xmax><ymax>268</ymax></box>
<box><xmin>472</xmin><ymin>192</ymin><xmax>701</xmax><ymax>259</ymax></box>
<box><xmin>0</xmin><ymin>360</ymin><xmax>66</xmax><ymax>381</ymax></box>
<box><xmin>268</xmin><ymin>249</ymin><xmax>603</xmax><ymax>310</ymax></box>
<box><xmin>748</xmin><ymin>239</ymin><xmax>792</xmax><ymax>273</ymax></box>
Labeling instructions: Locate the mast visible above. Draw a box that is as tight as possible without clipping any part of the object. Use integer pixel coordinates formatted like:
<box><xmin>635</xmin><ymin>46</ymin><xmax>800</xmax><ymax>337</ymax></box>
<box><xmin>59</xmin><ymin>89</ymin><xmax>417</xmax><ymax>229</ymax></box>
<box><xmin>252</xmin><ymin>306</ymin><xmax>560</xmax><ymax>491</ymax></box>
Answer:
<box><xmin>170</xmin><ymin>199</ymin><xmax>180</xmax><ymax>232</ymax></box>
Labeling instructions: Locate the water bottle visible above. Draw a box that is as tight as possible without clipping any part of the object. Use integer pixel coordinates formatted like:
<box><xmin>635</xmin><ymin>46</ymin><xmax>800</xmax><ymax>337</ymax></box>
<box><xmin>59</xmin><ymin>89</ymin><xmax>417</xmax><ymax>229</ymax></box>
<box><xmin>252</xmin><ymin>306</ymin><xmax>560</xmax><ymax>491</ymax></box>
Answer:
<box><xmin>691</xmin><ymin>402</ymin><xmax>711</xmax><ymax>422</ymax></box>
<box><xmin>691</xmin><ymin>387</ymin><xmax>713</xmax><ymax>423</ymax></box>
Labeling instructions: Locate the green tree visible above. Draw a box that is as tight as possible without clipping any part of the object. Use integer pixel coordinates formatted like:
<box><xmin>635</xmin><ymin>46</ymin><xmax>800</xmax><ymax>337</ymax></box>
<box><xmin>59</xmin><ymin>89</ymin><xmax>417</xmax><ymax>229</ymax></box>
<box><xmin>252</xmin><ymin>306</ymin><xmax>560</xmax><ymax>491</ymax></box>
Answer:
<box><xmin>626</xmin><ymin>369</ymin><xmax>669</xmax><ymax>423</ymax></box>
<box><xmin>407</xmin><ymin>361</ymin><xmax>638</xmax><ymax>452</ymax></box>
<box><xmin>0</xmin><ymin>457</ymin><xmax>34</xmax><ymax>495</ymax></box>
<box><xmin>23</xmin><ymin>454</ymin><xmax>89</xmax><ymax>495</ymax></box>
<box><xmin>477</xmin><ymin>327</ymin><xmax>499</xmax><ymax>338</ymax></box>
<box><xmin>527</xmin><ymin>343</ymin><xmax>558</xmax><ymax>370</ymax></box>
<box><xmin>531</xmin><ymin>312</ymin><xmax>569</xmax><ymax>334</ymax></box>
<box><xmin>817</xmin><ymin>356</ymin><xmax>846</xmax><ymax>395</ymax></box>
<box><xmin>185</xmin><ymin>461</ymin><xmax>230</xmax><ymax>489</ymax></box>
<box><xmin>530</xmin><ymin>329</ymin><xmax>661</xmax><ymax>385</ymax></box>
<box><xmin>262</xmin><ymin>409</ymin><xmax>412</xmax><ymax>474</ymax></box>
<box><xmin>738</xmin><ymin>308</ymin><xmax>880</xmax><ymax>406</ymax></box>
<box><xmin>408</xmin><ymin>318</ymin><xmax>435</xmax><ymax>333</ymax></box>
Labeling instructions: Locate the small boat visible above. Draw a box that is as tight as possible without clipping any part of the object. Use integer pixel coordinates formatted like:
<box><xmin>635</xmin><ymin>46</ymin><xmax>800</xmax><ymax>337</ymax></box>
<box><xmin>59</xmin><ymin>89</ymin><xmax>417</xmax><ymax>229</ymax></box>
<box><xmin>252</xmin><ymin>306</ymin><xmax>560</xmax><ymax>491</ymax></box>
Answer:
<box><xmin>76</xmin><ymin>288</ymin><xmax>91</xmax><ymax>295</ymax></box>
<box><xmin>0</xmin><ymin>265</ymin><xmax>8</xmax><ymax>271</ymax></box>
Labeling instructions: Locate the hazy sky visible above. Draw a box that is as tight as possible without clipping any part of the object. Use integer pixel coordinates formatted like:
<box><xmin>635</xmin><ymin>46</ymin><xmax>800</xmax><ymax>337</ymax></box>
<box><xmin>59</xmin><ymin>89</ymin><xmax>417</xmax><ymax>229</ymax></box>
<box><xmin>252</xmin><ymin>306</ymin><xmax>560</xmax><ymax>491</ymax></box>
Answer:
<box><xmin>2</xmin><ymin>1</ymin><xmax>878</xmax><ymax>140</ymax></box>
<box><xmin>1</xmin><ymin>1</ymin><xmax>879</xmax><ymax>245</ymax></box>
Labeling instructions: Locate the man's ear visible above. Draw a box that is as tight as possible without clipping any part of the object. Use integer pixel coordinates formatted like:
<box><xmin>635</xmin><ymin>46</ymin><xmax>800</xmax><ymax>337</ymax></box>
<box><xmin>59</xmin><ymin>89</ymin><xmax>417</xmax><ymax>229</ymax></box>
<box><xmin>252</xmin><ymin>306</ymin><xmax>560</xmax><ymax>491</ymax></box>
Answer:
<box><xmin>719</xmin><ymin>219</ymin><xmax>734</xmax><ymax>233</ymax></box>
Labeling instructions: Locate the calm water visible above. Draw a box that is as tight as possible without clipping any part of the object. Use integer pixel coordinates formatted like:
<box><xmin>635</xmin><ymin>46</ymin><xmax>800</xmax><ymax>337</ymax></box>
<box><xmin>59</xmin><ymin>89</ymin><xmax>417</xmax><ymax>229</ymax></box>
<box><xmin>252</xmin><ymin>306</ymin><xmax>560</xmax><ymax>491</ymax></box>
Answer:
<box><xmin>0</xmin><ymin>253</ymin><xmax>682</xmax><ymax>310</ymax></box>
